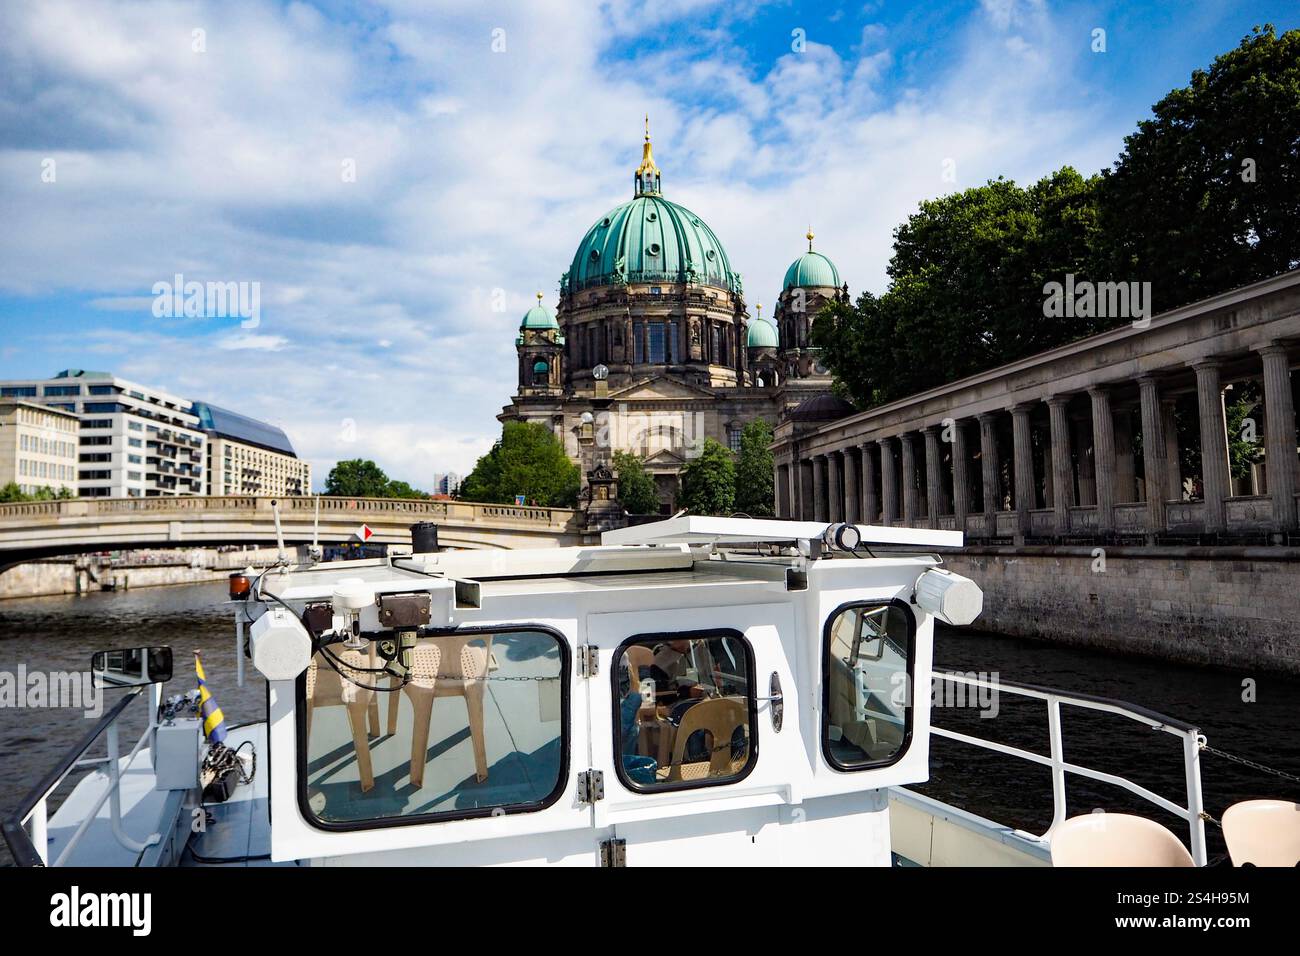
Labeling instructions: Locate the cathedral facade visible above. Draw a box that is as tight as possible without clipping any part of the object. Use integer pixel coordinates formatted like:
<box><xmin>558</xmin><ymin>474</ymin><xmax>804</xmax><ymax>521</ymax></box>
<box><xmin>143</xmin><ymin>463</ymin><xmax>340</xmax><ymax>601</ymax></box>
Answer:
<box><xmin>500</xmin><ymin>123</ymin><xmax>846</xmax><ymax>513</ymax></box>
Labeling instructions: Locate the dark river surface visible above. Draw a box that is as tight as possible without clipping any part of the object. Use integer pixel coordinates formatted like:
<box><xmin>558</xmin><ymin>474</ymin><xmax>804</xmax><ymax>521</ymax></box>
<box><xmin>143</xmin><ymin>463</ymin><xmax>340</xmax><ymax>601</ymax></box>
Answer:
<box><xmin>1</xmin><ymin>582</ymin><xmax>1297</xmax><ymax>866</ymax></box>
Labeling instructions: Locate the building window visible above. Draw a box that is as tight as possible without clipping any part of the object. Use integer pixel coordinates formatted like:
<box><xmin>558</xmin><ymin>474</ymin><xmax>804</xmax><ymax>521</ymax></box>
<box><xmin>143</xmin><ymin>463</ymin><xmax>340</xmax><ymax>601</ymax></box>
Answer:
<box><xmin>647</xmin><ymin>322</ymin><xmax>665</xmax><ymax>363</ymax></box>
<box><xmin>1</xmin><ymin>387</ymin><xmax>37</xmax><ymax>397</ymax></box>
<box><xmin>299</xmin><ymin>626</ymin><xmax>567</xmax><ymax>828</ymax></box>
<box><xmin>666</xmin><ymin>322</ymin><xmax>678</xmax><ymax>363</ymax></box>
<box><xmin>43</xmin><ymin>385</ymin><xmax>80</xmax><ymax>396</ymax></box>
<box><xmin>612</xmin><ymin>630</ymin><xmax>756</xmax><ymax>792</ymax></box>
<box><xmin>822</xmin><ymin>601</ymin><xmax>915</xmax><ymax>771</ymax></box>
<box><xmin>633</xmin><ymin>321</ymin><xmax>644</xmax><ymax>364</ymax></box>
<box><xmin>727</xmin><ymin>426</ymin><xmax>742</xmax><ymax>453</ymax></box>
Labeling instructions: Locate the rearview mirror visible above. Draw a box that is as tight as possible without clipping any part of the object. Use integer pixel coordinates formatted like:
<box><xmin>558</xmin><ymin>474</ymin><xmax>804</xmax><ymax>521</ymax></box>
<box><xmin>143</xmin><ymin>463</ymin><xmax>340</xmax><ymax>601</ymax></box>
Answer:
<box><xmin>91</xmin><ymin>646</ymin><xmax>174</xmax><ymax>689</ymax></box>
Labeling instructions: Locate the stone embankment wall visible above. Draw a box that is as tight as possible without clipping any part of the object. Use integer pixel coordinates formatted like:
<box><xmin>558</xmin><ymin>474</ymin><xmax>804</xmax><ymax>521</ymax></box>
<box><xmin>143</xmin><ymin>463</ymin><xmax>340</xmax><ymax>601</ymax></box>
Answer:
<box><xmin>940</xmin><ymin>546</ymin><xmax>1300</xmax><ymax>676</ymax></box>
<box><xmin>0</xmin><ymin>547</ymin><xmax>285</xmax><ymax>600</ymax></box>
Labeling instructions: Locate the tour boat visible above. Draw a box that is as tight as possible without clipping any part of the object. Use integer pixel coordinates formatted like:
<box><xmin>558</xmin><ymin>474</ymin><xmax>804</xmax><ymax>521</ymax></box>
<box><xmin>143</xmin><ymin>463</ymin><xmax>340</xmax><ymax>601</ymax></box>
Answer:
<box><xmin>5</xmin><ymin>517</ymin><xmax>1294</xmax><ymax>867</ymax></box>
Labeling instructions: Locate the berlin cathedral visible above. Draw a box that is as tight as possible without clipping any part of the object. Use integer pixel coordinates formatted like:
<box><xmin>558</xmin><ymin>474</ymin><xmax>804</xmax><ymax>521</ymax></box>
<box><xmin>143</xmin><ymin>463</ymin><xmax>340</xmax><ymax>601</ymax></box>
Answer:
<box><xmin>500</xmin><ymin>122</ymin><xmax>849</xmax><ymax>513</ymax></box>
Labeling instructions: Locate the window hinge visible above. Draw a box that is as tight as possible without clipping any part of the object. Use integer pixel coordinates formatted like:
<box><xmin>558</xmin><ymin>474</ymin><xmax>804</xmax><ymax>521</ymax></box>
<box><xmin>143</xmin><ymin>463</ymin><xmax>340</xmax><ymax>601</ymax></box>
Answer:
<box><xmin>577</xmin><ymin>769</ymin><xmax>605</xmax><ymax>804</ymax></box>
<box><xmin>599</xmin><ymin>837</ymin><xmax>626</xmax><ymax>868</ymax></box>
<box><xmin>577</xmin><ymin>645</ymin><xmax>599</xmax><ymax>678</ymax></box>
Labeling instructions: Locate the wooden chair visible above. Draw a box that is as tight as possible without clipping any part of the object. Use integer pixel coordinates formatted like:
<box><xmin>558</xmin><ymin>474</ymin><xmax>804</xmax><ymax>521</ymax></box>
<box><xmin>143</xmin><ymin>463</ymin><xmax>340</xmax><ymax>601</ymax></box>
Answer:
<box><xmin>1050</xmin><ymin>812</ymin><xmax>1195</xmax><ymax>867</ymax></box>
<box><xmin>665</xmin><ymin>696</ymin><xmax>748</xmax><ymax>783</ymax></box>
<box><xmin>622</xmin><ymin>645</ymin><xmax>661</xmax><ymax>758</ymax></box>
<box><xmin>405</xmin><ymin>635</ymin><xmax>493</xmax><ymax>788</ymax></box>
<box><xmin>305</xmin><ymin>650</ymin><xmax>381</xmax><ymax>793</ymax></box>
<box><xmin>1221</xmin><ymin>799</ymin><xmax>1300</xmax><ymax>866</ymax></box>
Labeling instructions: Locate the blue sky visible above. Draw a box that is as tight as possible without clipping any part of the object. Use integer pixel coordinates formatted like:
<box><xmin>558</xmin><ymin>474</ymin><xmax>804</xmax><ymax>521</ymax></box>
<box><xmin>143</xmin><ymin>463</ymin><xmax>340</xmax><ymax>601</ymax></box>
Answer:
<box><xmin>1</xmin><ymin>0</ymin><xmax>1296</xmax><ymax>486</ymax></box>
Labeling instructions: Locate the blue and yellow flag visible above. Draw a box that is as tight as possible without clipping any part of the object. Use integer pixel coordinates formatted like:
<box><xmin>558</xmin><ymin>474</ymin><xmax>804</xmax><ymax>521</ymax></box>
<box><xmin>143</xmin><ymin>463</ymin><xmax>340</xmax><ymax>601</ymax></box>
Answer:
<box><xmin>195</xmin><ymin>651</ymin><xmax>227</xmax><ymax>745</ymax></box>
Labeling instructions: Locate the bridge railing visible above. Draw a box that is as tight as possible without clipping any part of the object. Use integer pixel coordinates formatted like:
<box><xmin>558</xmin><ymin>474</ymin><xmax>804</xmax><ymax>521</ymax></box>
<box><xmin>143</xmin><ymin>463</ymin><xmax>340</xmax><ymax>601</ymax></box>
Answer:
<box><xmin>0</xmin><ymin>495</ymin><xmax>581</xmax><ymax>531</ymax></box>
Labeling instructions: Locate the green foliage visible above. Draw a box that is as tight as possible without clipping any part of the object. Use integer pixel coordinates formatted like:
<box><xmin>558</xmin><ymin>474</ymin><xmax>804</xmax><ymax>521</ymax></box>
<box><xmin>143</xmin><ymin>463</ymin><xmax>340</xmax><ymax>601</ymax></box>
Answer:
<box><xmin>733</xmin><ymin>419</ymin><xmax>775</xmax><ymax>517</ymax></box>
<box><xmin>1097</xmin><ymin>25</ymin><xmax>1300</xmax><ymax>309</ymax></box>
<box><xmin>460</xmin><ymin>421</ymin><xmax>580</xmax><ymax>507</ymax></box>
<box><xmin>612</xmin><ymin>451</ymin><xmax>660</xmax><ymax>515</ymax></box>
<box><xmin>817</xmin><ymin>25</ymin><xmax>1300</xmax><ymax>410</ymax></box>
<box><xmin>679</xmin><ymin>438</ymin><xmax>736</xmax><ymax>516</ymax></box>
<box><xmin>0</xmin><ymin>483</ymin><xmax>74</xmax><ymax>502</ymax></box>
<box><xmin>813</xmin><ymin>168</ymin><xmax>1101</xmax><ymax>407</ymax></box>
<box><xmin>325</xmin><ymin>459</ymin><xmax>426</xmax><ymax>498</ymax></box>
<box><xmin>1225</xmin><ymin>383</ymin><xmax>1264</xmax><ymax>481</ymax></box>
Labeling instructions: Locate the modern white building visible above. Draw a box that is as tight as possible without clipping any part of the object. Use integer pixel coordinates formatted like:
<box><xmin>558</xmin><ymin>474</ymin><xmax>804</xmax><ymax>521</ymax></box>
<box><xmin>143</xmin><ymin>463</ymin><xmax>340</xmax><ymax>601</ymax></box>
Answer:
<box><xmin>432</xmin><ymin>472</ymin><xmax>460</xmax><ymax>496</ymax></box>
<box><xmin>194</xmin><ymin>402</ymin><xmax>310</xmax><ymax>497</ymax></box>
<box><xmin>0</xmin><ymin>400</ymin><xmax>80</xmax><ymax>496</ymax></box>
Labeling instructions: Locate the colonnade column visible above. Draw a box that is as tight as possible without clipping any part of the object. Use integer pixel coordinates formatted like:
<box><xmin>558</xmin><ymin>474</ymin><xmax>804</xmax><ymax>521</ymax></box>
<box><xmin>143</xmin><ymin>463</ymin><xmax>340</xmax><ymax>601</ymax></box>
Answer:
<box><xmin>979</xmin><ymin>413</ymin><xmax>1000</xmax><ymax>530</ymax></box>
<box><xmin>879</xmin><ymin>438</ymin><xmax>898</xmax><ymax>526</ymax></box>
<box><xmin>900</xmin><ymin>433</ymin><xmax>919</xmax><ymax>525</ymax></box>
<box><xmin>1256</xmin><ymin>343</ymin><xmax>1298</xmax><ymax>533</ymax></box>
<box><xmin>923</xmin><ymin>425</ymin><xmax>943</xmax><ymax>530</ymax></box>
<box><xmin>1137</xmin><ymin>376</ymin><xmax>1168</xmax><ymax>534</ymax></box>
<box><xmin>1193</xmin><ymin>360</ymin><xmax>1229</xmax><ymax>534</ymax></box>
<box><xmin>842</xmin><ymin>447</ymin><xmax>860</xmax><ymax>524</ymax></box>
<box><xmin>861</xmin><ymin>443</ymin><xmax>880</xmax><ymax>525</ymax></box>
<box><xmin>951</xmin><ymin>419</ymin><xmax>971</xmax><ymax>532</ymax></box>
<box><xmin>1047</xmin><ymin>395</ymin><xmax>1074</xmax><ymax>535</ymax></box>
<box><xmin>1088</xmin><ymin>386</ymin><xmax>1117</xmax><ymax>535</ymax></box>
<box><xmin>799</xmin><ymin>458</ymin><xmax>815</xmax><ymax>520</ymax></box>
<box><xmin>1012</xmin><ymin>403</ymin><xmax>1035</xmax><ymax>536</ymax></box>
<box><xmin>826</xmin><ymin>453</ymin><xmax>842</xmax><ymax>523</ymax></box>
<box><xmin>812</xmin><ymin>455</ymin><xmax>827</xmax><ymax>523</ymax></box>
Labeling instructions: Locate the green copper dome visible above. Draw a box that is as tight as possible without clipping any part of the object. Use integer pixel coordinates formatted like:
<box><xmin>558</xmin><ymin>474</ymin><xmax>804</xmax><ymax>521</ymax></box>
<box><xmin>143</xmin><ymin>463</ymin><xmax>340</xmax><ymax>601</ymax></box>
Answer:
<box><xmin>747</xmin><ymin>318</ymin><xmax>778</xmax><ymax>348</ymax></box>
<box><xmin>783</xmin><ymin>250</ymin><xmax>841</xmax><ymax>290</ymax></box>
<box><xmin>566</xmin><ymin>196</ymin><xmax>739</xmax><ymax>294</ymax></box>
<box><xmin>563</xmin><ymin>126</ymin><xmax>740</xmax><ymax>295</ymax></box>
<box><xmin>520</xmin><ymin>295</ymin><xmax>558</xmax><ymax>330</ymax></box>
<box><xmin>783</xmin><ymin>231</ymin><xmax>840</xmax><ymax>290</ymax></box>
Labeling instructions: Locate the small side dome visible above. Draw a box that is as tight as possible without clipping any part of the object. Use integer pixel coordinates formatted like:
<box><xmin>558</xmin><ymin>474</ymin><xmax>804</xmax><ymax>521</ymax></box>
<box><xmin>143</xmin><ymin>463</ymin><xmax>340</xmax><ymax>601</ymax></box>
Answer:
<box><xmin>520</xmin><ymin>292</ymin><xmax>558</xmax><ymax>330</ymax></box>
<box><xmin>532</xmin><ymin>360</ymin><xmax>549</xmax><ymax>373</ymax></box>
<box><xmin>747</xmin><ymin>318</ymin><xmax>778</xmax><ymax>349</ymax></box>
<box><xmin>788</xmin><ymin>392</ymin><xmax>854</xmax><ymax>422</ymax></box>
<box><xmin>783</xmin><ymin>229</ymin><xmax>841</xmax><ymax>290</ymax></box>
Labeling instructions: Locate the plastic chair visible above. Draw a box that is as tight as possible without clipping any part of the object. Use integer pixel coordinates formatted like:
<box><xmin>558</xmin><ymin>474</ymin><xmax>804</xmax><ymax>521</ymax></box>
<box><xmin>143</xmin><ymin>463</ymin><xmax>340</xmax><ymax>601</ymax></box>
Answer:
<box><xmin>404</xmin><ymin>635</ymin><xmax>493</xmax><ymax>788</ymax></box>
<box><xmin>1050</xmin><ymin>812</ymin><xmax>1195</xmax><ymax>867</ymax></box>
<box><xmin>305</xmin><ymin>650</ymin><xmax>381</xmax><ymax>793</ymax></box>
<box><xmin>665</xmin><ymin>697</ymin><xmax>748</xmax><ymax>782</ymax></box>
<box><xmin>1222</xmin><ymin>799</ymin><xmax>1300</xmax><ymax>867</ymax></box>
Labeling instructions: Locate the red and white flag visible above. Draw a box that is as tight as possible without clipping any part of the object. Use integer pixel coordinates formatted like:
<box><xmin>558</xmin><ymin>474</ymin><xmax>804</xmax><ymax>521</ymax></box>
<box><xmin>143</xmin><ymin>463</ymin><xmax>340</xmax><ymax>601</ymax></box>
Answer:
<box><xmin>354</xmin><ymin>523</ymin><xmax>374</xmax><ymax>542</ymax></box>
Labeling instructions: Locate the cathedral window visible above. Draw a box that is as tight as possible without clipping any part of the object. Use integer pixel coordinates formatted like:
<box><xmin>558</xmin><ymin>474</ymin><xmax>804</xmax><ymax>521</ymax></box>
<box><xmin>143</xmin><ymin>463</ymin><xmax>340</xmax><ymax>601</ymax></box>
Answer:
<box><xmin>727</xmin><ymin>424</ymin><xmax>742</xmax><ymax>452</ymax></box>
<box><xmin>647</xmin><ymin>323</ymin><xmax>665</xmax><ymax>363</ymax></box>
<box><xmin>666</xmin><ymin>322</ymin><xmax>678</xmax><ymax>363</ymax></box>
<box><xmin>634</xmin><ymin>321</ymin><xmax>645</xmax><ymax>364</ymax></box>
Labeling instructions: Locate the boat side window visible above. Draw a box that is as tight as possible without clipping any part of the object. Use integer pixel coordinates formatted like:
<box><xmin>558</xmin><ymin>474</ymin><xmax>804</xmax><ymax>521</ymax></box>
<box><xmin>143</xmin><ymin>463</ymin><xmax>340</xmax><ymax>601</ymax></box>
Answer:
<box><xmin>612</xmin><ymin>630</ymin><xmax>757</xmax><ymax>792</ymax></box>
<box><xmin>822</xmin><ymin>601</ymin><xmax>915</xmax><ymax>771</ymax></box>
<box><xmin>298</xmin><ymin>626</ymin><xmax>567</xmax><ymax>829</ymax></box>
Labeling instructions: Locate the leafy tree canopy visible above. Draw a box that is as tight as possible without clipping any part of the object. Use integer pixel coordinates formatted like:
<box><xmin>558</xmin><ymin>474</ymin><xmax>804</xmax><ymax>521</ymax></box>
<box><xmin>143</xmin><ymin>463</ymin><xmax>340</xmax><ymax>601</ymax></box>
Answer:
<box><xmin>325</xmin><ymin>459</ymin><xmax>427</xmax><ymax>499</ymax></box>
<box><xmin>679</xmin><ymin>438</ymin><xmax>736</xmax><ymax>516</ymax></box>
<box><xmin>460</xmin><ymin>421</ymin><xmax>580</xmax><ymax>507</ymax></box>
<box><xmin>0</xmin><ymin>483</ymin><xmax>74</xmax><ymax>503</ymax></box>
<box><xmin>734</xmin><ymin>419</ymin><xmax>775</xmax><ymax>517</ymax></box>
<box><xmin>612</xmin><ymin>451</ymin><xmax>660</xmax><ymax>515</ymax></box>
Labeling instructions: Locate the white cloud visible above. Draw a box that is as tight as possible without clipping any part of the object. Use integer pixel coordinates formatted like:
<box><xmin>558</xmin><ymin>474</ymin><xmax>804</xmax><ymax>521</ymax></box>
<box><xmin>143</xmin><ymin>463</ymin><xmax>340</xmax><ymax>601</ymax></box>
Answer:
<box><xmin>0</xmin><ymin>0</ymin><xmax>1125</xmax><ymax>486</ymax></box>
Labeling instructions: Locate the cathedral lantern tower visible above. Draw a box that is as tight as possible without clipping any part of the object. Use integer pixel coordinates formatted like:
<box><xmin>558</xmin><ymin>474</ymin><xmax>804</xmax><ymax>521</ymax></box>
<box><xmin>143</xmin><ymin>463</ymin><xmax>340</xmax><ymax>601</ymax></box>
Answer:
<box><xmin>775</xmin><ymin>229</ymin><xmax>844</xmax><ymax>382</ymax></box>
<box><xmin>746</xmin><ymin>301</ymin><xmax>780</xmax><ymax>388</ymax></box>
<box><xmin>516</xmin><ymin>293</ymin><xmax>564</xmax><ymax>396</ymax></box>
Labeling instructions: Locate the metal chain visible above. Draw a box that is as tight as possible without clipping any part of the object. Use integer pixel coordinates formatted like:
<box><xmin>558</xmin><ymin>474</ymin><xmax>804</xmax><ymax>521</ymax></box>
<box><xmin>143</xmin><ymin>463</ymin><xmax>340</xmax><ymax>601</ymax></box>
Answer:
<box><xmin>1200</xmin><ymin>741</ymin><xmax>1300</xmax><ymax>784</ymax></box>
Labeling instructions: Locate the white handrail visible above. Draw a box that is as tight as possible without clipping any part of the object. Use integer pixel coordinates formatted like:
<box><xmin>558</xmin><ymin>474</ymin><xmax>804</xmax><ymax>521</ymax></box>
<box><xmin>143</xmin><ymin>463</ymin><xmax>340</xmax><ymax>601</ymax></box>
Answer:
<box><xmin>931</xmin><ymin>670</ymin><xmax>1208</xmax><ymax>865</ymax></box>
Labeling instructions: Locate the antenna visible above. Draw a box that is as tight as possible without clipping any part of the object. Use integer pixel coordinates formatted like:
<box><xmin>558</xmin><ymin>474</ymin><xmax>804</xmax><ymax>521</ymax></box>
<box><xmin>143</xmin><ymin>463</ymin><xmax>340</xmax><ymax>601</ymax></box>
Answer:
<box><xmin>271</xmin><ymin>499</ymin><xmax>287</xmax><ymax>563</ymax></box>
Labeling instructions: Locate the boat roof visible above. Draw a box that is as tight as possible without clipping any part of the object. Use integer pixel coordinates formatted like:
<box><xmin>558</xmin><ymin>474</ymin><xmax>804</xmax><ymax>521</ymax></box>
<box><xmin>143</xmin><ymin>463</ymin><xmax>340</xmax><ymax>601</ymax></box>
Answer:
<box><xmin>602</xmin><ymin>516</ymin><xmax>963</xmax><ymax>549</ymax></box>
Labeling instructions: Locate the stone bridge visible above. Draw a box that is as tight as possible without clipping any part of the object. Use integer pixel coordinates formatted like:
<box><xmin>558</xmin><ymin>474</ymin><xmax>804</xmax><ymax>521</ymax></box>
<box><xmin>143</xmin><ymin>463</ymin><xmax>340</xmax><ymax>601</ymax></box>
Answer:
<box><xmin>0</xmin><ymin>495</ymin><xmax>588</xmax><ymax>568</ymax></box>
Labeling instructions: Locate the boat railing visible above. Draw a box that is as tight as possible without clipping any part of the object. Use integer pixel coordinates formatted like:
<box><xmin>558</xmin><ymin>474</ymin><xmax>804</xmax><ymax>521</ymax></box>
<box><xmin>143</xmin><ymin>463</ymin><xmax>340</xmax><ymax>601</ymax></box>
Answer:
<box><xmin>1</xmin><ymin>685</ymin><xmax>161</xmax><ymax>867</ymax></box>
<box><xmin>930</xmin><ymin>670</ymin><xmax>1208</xmax><ymax>865</ymax></box>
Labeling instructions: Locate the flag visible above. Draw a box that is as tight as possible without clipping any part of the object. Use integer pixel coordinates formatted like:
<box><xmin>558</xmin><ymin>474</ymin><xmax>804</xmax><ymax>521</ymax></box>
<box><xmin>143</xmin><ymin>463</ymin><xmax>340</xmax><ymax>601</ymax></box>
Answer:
<box><xmin>354</xmin><ymin>523</ymin><xmax>374</xmax><ymax>541</ymax></box>
<box><xmin>195</xmin><ymin>651</ymin><xmax>227</xmax><ymax>745</ymax></box>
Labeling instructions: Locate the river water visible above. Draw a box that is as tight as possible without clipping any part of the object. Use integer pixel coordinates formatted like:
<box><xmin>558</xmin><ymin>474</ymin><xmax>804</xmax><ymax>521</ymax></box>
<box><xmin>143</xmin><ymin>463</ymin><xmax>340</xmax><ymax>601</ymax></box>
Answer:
<box><xmin>1</xmin><ymin>582</ymin><xmax>1297</xmax><ymax>866</ymax></box>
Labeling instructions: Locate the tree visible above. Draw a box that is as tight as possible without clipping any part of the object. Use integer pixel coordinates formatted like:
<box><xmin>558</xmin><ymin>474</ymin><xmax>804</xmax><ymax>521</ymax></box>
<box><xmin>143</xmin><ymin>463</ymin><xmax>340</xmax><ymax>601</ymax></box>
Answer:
<box><xmin>0</xmin><ymin>483</ymin><xmax>74</xmax><ymax>503</ymax></box>
<box><xmin>384</xmin><ymin>480</ymin><xmax>427</xmax><ymax>500</ymax></box>
<box><xmin>813</xmin><ymin>168</ymin><xmax>1101</xmax><ymax>408</ymax></box>
<box><xmin>1097</xmin><ymin>25</ymin><xmax>1300</xmax><ymax>310</ymax></box>
<box><xmin>612</xmin><ymin>451</ymin><xmax>660</xmax><ymax>515</ymax></box>
<box><xmin>679</xmin><ymin>438</ymin><xmax>736</xmax><ymax>516</ymax></box>
<box><xmin>733</xmin><ymin>419</ymin><xmax>775</xmax><ymax>517</ymax></box>
<box><xmin>325</xmin><ymin>459</ymin><xmax>393</xmax><ymax>497</ymax></box>
<box><xmin>460</xmin><ymin>421</ymin><xmax>580</xmax><ymax>507</ymax></box>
